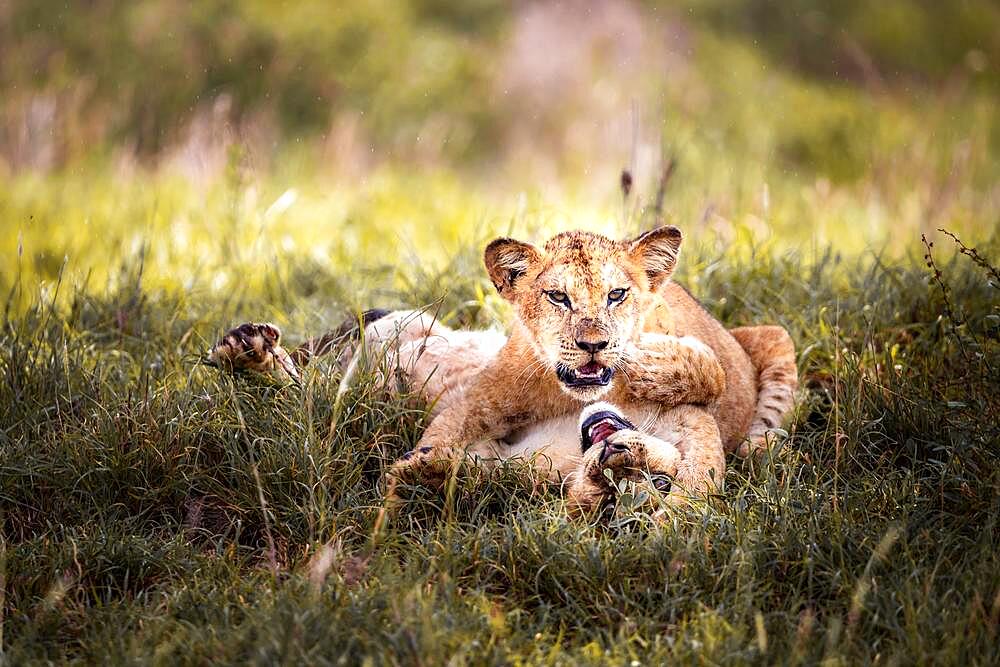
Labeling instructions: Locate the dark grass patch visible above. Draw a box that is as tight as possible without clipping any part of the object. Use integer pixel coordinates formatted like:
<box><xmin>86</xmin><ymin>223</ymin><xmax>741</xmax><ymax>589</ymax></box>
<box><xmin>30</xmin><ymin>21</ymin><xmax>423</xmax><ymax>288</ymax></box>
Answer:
<box><xmin>1</xmin><ymin>238</ymin><xmax>999</xmax><ymax>664</ymax></box>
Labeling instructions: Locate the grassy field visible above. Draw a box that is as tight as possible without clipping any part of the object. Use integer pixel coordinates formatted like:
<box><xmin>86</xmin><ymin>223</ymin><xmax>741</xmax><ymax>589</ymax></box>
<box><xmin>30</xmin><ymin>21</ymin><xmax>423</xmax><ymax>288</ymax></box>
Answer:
<box><xmin>3</xmin><ymin>1</ymin><xmax>1000</xmax><ymax>664</ymax></box>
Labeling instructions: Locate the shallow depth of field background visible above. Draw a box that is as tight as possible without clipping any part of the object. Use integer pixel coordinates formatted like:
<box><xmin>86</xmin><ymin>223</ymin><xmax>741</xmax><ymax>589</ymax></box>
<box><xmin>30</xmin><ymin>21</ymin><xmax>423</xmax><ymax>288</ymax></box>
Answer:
<box><xmin>1</xmin><ymin>1</ymin><xmax>999</xmax><ymax>664</ymax></box>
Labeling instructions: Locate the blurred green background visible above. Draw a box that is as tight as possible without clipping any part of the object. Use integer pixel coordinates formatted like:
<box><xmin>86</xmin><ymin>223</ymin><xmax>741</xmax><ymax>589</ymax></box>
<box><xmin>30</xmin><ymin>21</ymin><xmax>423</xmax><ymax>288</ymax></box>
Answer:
<box><xmin>1</xmin><ymin>0</ymin><xmax>998</xmax><ymax>301</ymax></box>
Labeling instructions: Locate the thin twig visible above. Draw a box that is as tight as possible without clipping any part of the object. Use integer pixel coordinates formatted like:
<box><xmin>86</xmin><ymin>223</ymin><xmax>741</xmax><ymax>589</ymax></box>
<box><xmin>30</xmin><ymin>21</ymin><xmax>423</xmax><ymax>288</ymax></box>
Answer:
<box><xmin>921</xmin><ymin>234</ymin><xmax>964</xmax><ymax>327</ymax></box>
<box><xmin>938</xmin><ymin>228</ymin><xmax>1000</xmax><ymax>288</ymax></box>
<box><xmin>651</xmin><ymin>157</ymin><xmax>677</xmax><ymax>220</ymax></box>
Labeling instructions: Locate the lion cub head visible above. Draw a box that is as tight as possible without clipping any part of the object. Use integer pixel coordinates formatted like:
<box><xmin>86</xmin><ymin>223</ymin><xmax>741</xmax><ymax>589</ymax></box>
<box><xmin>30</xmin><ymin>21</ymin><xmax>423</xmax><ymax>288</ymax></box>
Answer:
<box><xmin>484</xmin><ymin>226</ymin><xmax>683</xmax><ymax>401</ymax></box>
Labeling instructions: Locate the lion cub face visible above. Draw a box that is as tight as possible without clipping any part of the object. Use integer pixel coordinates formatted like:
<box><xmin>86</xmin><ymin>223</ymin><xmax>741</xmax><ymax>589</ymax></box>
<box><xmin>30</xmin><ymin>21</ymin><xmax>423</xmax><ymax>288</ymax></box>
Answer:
<box><xmin>485</xmin><ymin>227</ymin><xmax>683</xmax><ymax>401</ymax></box>
<box><xmin>567</xmin><ymin>402</ymin><xmax>681</xmax><ymax>514</ymax></box>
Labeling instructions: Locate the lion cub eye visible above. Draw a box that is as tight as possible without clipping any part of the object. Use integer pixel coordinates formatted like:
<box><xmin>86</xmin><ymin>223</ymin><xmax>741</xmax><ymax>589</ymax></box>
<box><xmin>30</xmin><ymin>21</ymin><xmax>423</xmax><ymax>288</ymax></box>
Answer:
<box><xmin>544</xmin><ymin>290</ymin><xmax>572</xmax><ymax>309</ymax></box>
<box><xmin>607</xmin><ymin>288</ymin><xmax>629</xmax><ymax>305</ymax></box>
<box><xmin>650</xmin><ymin>473</ymin><xmax>672</xmax><ymax>492</ymax></box>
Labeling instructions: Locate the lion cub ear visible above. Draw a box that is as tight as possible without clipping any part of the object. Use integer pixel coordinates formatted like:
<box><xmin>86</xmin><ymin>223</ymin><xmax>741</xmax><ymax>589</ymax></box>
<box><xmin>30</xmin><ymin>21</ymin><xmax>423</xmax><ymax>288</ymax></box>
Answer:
<box><xmin>627</xmin><ymin>225</ymin><xmax>683</xmax><ymax>291</ymax></box>
<box><xmin>484</xmin><ymin>237</ymin><xmax>543</xmax><ymax>299</ymax></box>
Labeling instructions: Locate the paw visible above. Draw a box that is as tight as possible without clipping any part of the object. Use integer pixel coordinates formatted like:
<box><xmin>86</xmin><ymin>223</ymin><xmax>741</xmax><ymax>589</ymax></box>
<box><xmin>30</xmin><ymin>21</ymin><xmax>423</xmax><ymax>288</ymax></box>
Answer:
<box><xmin>620</xmin><ymin>333</ymin><xmax>724</xmax><ymax>406</ymax></box>
<box><xmin>205</xmin><ymin>322</ymin><xmax>299</xmax><ymax>381</ymax></box>
<box><xmin>580</xmin><ymin>429</ymin><xmax>640</xmax><ymax>488</ymax></box>
<box><xmin>738</xmin><ymin>429</ymin><xmax>788</xmax><ymax>459</ymax></box>
<box><xmin>608</xmin><ymin>430</ymin><xmax>681</xmax><ymax>478</ymax></box>
<box><xmin>386</xmin><ymin>446</ymin><xmax>460</xmax><ymax>497</ymax></box>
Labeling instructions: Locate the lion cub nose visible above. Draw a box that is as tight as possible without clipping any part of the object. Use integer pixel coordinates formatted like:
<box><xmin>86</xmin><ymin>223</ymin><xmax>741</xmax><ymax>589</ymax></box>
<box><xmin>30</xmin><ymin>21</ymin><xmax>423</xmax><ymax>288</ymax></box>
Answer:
<box><xmin>576</xmin><ymin>339</ymin><xmax>608</xmax><ymax>354</ymax></box>
<box><xmin>598</xmin><ymin>439</ymin><xmax>630</xmax><ymax>464</ymax></box>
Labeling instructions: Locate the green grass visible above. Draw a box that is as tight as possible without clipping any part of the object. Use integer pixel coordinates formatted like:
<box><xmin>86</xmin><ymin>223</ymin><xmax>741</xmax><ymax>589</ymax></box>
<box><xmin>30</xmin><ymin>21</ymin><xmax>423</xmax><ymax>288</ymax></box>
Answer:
<box><xmin>2</xmin><ymin>187</ymin><xmax>998</xmax><ymax>662</ymax></box>
<box><xmin>2</xmin><ymin>1</ymin><xmax>1000</xmax><ymax>663</ymax></box>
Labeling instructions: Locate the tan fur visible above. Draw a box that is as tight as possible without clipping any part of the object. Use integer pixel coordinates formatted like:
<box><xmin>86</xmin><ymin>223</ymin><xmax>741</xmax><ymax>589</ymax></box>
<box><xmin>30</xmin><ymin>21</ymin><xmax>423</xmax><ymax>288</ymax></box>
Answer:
<box><xmin>729</xmin><ymin>325</ymin><xmax>799</xmax><ymax>455</ymax></box>
<box><xmin>561</xmin><ymin>402</ymin><xmax>724</xmax><ymax>515</ymax></box>
<box><xmin>387</xmin><ymin>228</ymin><xmax>767</xmax><ymax>500</ymax></box>
<box><xmin>206</xmin><ymin>227</ymin><xmax>799</xmax><ymax>513</ymax></box>
<box><xmin>334</xmin><ymin>310</ymin><xmax>729</xmax><ymax>511</ymax></box>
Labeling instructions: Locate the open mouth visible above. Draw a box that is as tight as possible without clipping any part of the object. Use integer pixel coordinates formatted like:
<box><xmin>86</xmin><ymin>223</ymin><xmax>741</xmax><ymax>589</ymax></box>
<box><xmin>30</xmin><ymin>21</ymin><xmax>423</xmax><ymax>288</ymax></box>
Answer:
<box><xmin>556</xmin><ymin>361</ymin><xmax>615</xmax><ymax>389</ymax></box>
<box><xmin>580</xmin><ymin>410</ymin><xmax>635</xmax><ymax>452</ymax></box>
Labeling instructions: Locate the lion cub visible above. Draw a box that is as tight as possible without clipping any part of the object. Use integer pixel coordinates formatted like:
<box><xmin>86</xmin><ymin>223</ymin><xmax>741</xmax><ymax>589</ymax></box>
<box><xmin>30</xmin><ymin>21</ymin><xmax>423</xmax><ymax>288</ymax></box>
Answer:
<box><xmin>388</xmin><ymin>226</ymin><xmax>751</xmax><ymax>493</ymax></box>
<box><xmin>206</xmin><ymin>226</ymin><xmax>798</xmax><ymax>507</ymax></box>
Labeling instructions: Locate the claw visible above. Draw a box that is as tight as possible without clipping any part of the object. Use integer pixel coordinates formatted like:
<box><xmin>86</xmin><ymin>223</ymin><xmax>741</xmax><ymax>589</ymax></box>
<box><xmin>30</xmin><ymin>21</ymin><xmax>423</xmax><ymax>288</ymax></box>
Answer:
<box><xmin>274</xmin><ymin>349</ymin><xmax>301</xmax><ymax>383</ymax></box>
<box><xmin>260</xmin><ymin>323</ymin><xmax>281</xmax><ymax>343</ymax></box>
<box><xmin>205</xmin><ymin>322</ymin><xmax>300</xmax><ymax>385</ymax></box>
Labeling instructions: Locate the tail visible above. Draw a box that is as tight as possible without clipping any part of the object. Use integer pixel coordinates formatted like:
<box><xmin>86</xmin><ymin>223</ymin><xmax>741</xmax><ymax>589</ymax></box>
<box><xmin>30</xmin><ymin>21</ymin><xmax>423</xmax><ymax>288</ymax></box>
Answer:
<box><xmin>729</xmin><ymin>325</ymin><xmax>798</xmax><ymax>457</ymax></box>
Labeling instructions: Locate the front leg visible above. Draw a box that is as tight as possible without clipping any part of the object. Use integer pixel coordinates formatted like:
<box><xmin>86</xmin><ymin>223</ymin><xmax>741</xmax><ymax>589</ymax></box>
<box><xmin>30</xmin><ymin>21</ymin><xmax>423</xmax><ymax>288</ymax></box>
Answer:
<box><xmin>620</xmin><ymin>332</ymin><xmax>725</xmax><ymax>407</ymax></box>
<box><xmin>386</xmin><ymin>364</ymin><xmax>551</xmax><ymax>498</ymax></box>
<box><xmin>385</xmin><ymin>402</ymin><xmax>471</xmax><ymax>497</ymax></box>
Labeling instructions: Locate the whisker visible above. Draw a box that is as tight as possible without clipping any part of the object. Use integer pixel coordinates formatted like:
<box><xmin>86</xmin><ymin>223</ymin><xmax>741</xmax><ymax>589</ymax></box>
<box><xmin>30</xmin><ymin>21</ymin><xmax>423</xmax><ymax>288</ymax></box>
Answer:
<box><xmin>613</xmin><ymin>358</ymin><xmax>634</xmax><ymax>384</ymax></box>
<box><xmin>512</xmin><ymin>357</ymin><xmax>548</xmax><ymax>394</ymax></box>
<box><xmin>638</xmin><ymin>406</ymin><xmax>662</xmax><ymax>434</ymax></box>
<box><xmin>509</xmin><ymin>358</ymin><xmax>541</xmax><ymax>386</ymax></box>
<box><xmin>519</xmin><ymin>357</ymin><xmax>547</xmax><ymax>384</ymax></box>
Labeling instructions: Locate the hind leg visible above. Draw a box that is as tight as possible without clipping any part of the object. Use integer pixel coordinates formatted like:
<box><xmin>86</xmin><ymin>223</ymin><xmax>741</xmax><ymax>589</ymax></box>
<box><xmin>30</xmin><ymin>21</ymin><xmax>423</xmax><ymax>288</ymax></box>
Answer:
<box><xmin>209</xmin><ymin>309</ymin><xmax>503</xmax><ymax>424</ymax></box>
<box><xmin>205</xmin><ymin>310</ymin><xmax>394</xmax><ymax>382</ymax></box>
<box><xmin>339</xmin><ymin>309</ymin><xmax>505</xmax><ymax>413</ymax></box>
<box><xmin>729</xmin><ymin>325</ymin><xmax>798</xmax><ymax>457</ymax></box>
<box><xmin>205</xmin><ymin>309</ymin><xmax>447</xmax><ymax>385</ymax></box>
<box><xmin>205</xmin><ymin>322</ymin><xmax>301</xmax><ymax>381</ymax></box>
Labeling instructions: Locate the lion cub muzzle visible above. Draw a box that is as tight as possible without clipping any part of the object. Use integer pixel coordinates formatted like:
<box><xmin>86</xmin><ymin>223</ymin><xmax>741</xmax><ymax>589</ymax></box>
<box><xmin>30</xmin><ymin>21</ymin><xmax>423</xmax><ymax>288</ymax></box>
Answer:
<box><xmin>556</xmin><ymin>361</ymin><xmax>615</xmax><ymax>390</ymax></box>
<box><xmin>579</xmin><ymin>407</ymin><xmax>635</xmax><ymax>453</ymax></box>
